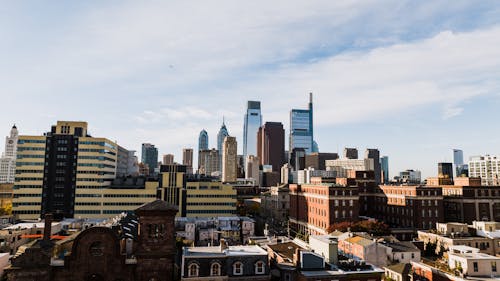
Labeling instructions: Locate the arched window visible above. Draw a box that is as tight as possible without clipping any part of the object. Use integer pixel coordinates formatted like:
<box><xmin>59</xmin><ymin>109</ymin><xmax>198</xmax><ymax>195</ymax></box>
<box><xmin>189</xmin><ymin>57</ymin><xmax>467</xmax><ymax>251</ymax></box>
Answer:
<box><xmin>233</xmin><ymin>262</ymin><xmax>243</xmax><ymax>275</ymax></box>
<box><xmin>255</xmin><ymin>261</ymin><xmax>265</xmax><ymax>274</ymax></box>
<box><xmin>188</xmin><ymin>263</ymin><xmax>199</xmax><ymax>277</ymax></box>
<box><xmin>211</xmin><ymin>263</ymin><xmax>221</xmax><ymax>276</ymax></box>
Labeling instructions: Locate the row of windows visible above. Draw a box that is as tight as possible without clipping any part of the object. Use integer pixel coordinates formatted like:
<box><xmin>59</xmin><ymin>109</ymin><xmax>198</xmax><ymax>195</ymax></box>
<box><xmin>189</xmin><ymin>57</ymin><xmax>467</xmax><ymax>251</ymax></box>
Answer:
<box><xmin>75</xmin><ymin>202</ymin><xmax>101</xmax><ymax>206</ymax></box>
<box><xmin>79</xmin><ymin>141</ymin><xmax>116</xmax><ymax>150</ymax></box>
<box><xmin>15</xmin><ymin>169</ymin><xmax>44</xmax><ymax>174</ymax></box>
<box><xmin>186</xmin><ymin>195</ymin><xmax>237</xmax><ymax>198</ymax></box>
<box><xmin>13</xmin><ymin>210</ymin><xmax>40</xmax><ymax>214</ymax></box>
<box><xmin>13</xmin><ymin>185</ymin><xmax>43</xmax><ymax>189</ymax></box>
<box><xmin>187</xmin><ymin>261</ymin><xmax>265</xmax><ymax>277</ymax></box>
<box><xmin>17</xmin><ymin>155</ymin><xmax>45</xmax><ymax>159</ymax></box>
<box><xmin>74</xmin><ymin>210</ymin><xmax>101</xmax><ymax>214</ymax></box>
<box><xmin>186</xmin><ymin>210</ymin><xmax>237</xmax><ymax>214</ymax></box>
<box><xmin>77</xmin><ymin>171</ymin><xmax>115</xmax><ymax>175</ymax></box>
<box><xmin>79</xmin><ymin>148</ymin><xmax>116</xmax><ymax>156</ymax></box>
<box><xmin>78</xmin><ymin>163</ymin><xmax>115</xmax><ymax>169</ymax></box>
<box><xmin>15</xmin><ymin>177</ymin><xmax>43</xmax><ymax>182</ymax></box>
<box><xmin>103</xmin><ymin>194</ymin><xmax>156</xmax><ymax>198</ymax></box>
<box><xmin>78</xmin><ymin>156</ymin><xmax>115</xmax><ymax>162</ymax></box>
<box><xmin>17</xmin><ymin>147</ymin><xmax>45</xmax><ymax>151</ymax></box>
<box><xmin>13</xmin><ymin>194</ymin><xmax>41</xmax><ymax>198</ymax></box>
<box><xmin>186</xmin><ymin>202</ymin><xmax>236</xmax><ymax>206</ymax></box>
<box><xmin>76</xmin><ymin>194</ymin><xmax>102</xmax><ymax>198</ymax></box>
<box><xmin>13</xmin><ymin>202</ymin><xmax>41</xmax><ymax>206</ymax></box>
<box><xmin>103</xmin><ymin>202</ymin><xmax>145</xmax><ymax>206</ymax></box>
<box><xmin>15</xmin><ymin>162</ymin><xmax>44</xmax><ymax>166</ymax></box>
<box><xmin>18</xmin><ymin>139</ymin><xmax>46</xmax><ymax>144</ymax></box>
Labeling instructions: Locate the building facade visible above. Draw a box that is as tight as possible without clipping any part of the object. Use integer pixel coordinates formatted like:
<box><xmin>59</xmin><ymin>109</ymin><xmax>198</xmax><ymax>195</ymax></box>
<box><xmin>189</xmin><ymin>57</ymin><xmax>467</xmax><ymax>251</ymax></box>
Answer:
<box><xmin>304</xmin><ymin>152</ymin><xmax>339</xmax><ymax>170</ymax></box>
<box><xmin>0</xmin><ymin>125</ymin><xmax>18</xmax><ymax>183</ymax></box>
<box><xmin>141</xmin><ymin>143</ymin><xmax>158</xmax><ymax>174</ymax></box>
<box><xmin>243</xmin><ymin>101</ymin><xmax>262</xmax><ymax>166</ymax></box>
<box><xmin>217</xmin><ymin>119</ymin><xmax>229</xmax><ymax>169</ymax></box>
<box><xmin>222</xmin><ymin>136</ymin><xmax>237</xmax><ymax>183</ymax></box>
<box><xmin>198</xmin><ymin>149</ymin><xmax>220</xmax><ymax>176</ymax></box>
<box><xmin>365</xmin><ymin>149</ymin><xmax>381</xmax><ymax>184</ymax></box>
<box><xmin>381</xmin><ymin>156</ymin><xmax>389</xmax><ymax>183</ymax></box>
<box><xmin>290</xmin><ymin>93</ymin><xmax>313</xmax><ymax>155</ymax></box>
<box><xmin>182</xmin><ymin>148</ymin><xmax>193</xmax><ymax>174</ymax></box>
<box><xmin>198</xmin><ymin>129</ymin><xmax>209</xmax><ymax>152</ymax></box>
<box><xmin>116</xmin><ymin>145</ymin><xmax>139</xmax><ymax>177</ymax></box>
<box><xmin>163</xmin><ymin>154</ymin><xmax>174</xmax><ymax>165</ymax></box>
<box><xmin>257</xmin><ymin>122</ymin><xmax>285</xmax><ymax>173</ymax></box>
<box><xmin>469</xmin><ymin>155</ymin><xmax>500</xmax><ymax>186</ymax></box>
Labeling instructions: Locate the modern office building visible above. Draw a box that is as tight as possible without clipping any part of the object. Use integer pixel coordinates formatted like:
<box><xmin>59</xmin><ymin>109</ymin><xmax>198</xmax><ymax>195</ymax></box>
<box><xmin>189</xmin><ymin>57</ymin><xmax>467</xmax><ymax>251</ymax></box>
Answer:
<box><xmin>182</xmin><ymin>148</ymin><xmax>193</xmax><ymax>174</ymax></box>
<box><xmin>290</xmin><ymin>148</ymin><xmax>306</xmax><ymax>171</ymax></box>
<box><xmin>185</xmin><ymin>180</ymin><xmax>237</xmax><ymax>217</ymax></box>
<box><xmin>141</xmin><ymin>143</ymin><xmax>158</xmax><ymax>174</ymax></box>
<box><xmin>289</xmin><ymin>93</ymin><xmax>314</xmax><ymax>154</ymax></box>
<box><xmin>257</xmin><ymin>122</ymin><xmax>285</xmax><ymax>173</ymax></box>
<box><xmin>0</xmin><ymin>125</ymin><xmax>18</xmax><ymax>183</ymax></box>
<box><xmin>468</xmin><ymin>155</ymin><xmax>500</xmax><ymax>186</ymax></box>
<box><xmin>245</xmin><ymin>155</ymin><xmax>260</xmax><ymax>184</ymax></box>
<box><xmin>343</xmin><ymin>147</ymin><xmax>358</xmax><ymax>159</ymax></box>
<box><xmin>159</xmin><ymin>164</ymin><xmax>187</xmax><ymax>217</ymax></box>
<box><xmin>222</xmin><ymin>136</ymin><xmax>237</xmax><ymax>183</ymax></box>
<box><xmin>438</xmin><ymin>162</ymin><xmax>454</xmax><ymax>181</ymax></box>
<box><xmin>163</xmin><ymin>154</ymin><xmax>174</xmax><ymax>165</ymax></box>
<box><xmin>325</xmin><ymin>158</ymin><xmax>374</xmax><ymax>178</ymax></box>
<box><xmin>398</xmin><ymin>169</ymin><xmax>422</xmax><ymax>184</ymax></box>
<box><xmin>217</xmin><ymin>119</ymin><xmax>229</xmax><ymax>169</ymax></box>
<box><xmin>198</xmin><ymin>149</ymin><xmax>219</xmax><ymax>176</ymax></box>
<box><xmin>242</xmin><ymin>101</ymin><xmax>262</xmax><ymax>165</ymax></box>
<box><xmin>304</xmin><ymin>152</ymin><xmax>339</xmax><ymax>170</ymax></box>
<box><xmin>198</xmin><ymin>129</ymin><xmax>209</xmax><ymax>151</ymax></box>
<box><xmin>381</xmin><ymin>156</ymin><xmax>389</xmax><ymax>183</ymax></box>
<box><xmin>365</xmin><ymin>148</ymin><xmax>381</xmax><ymax>184</ymax></box>
<box><xmin>116</xmin><ymin>145</ymin><xmax>139</xmax><ymax>177</ymax></box>
<box><xmin>453</xmin><ymin>149</ymin><xmax>465</xmax><ymax>177</ymax></box>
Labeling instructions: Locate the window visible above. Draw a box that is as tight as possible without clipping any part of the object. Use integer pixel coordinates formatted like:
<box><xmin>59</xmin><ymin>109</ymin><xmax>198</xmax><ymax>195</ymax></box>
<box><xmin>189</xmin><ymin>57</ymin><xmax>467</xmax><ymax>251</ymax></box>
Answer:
<box><xmin>233</xmin><ymin>262</ymin><xmax>243</xmax><ymax>275</ymax></box>
<box><xmin>255</xmin><ymin>261</ymin><xmax>265</xmax><ymax>274</ymax></box>
<box><xmin>188</xmin><ymin>264</ymin><xmax>199</xmax><ymax>277</ymax></box>
<box><xmin>211</xmin><ymin>263</ymin><xmax>221</xmax><ymax>276</ymax></box>
<box><xmin>473</xmin><ymin>262</ymin><xmax>478</xmax><ymax>272</ymax></box>
<box><xmin>492</xmin><ymin>262</ymin><xmax>497</xmax><ymax>272</ymax></box>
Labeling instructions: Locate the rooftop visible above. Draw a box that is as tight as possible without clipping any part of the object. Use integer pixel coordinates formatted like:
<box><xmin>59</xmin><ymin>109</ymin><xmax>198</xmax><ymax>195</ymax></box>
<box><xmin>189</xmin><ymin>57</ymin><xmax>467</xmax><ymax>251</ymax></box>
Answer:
<box><xmin>384</xmin><ymin>263</ymin><xmax>411</xmax><ymax>275</ymax></box>
<box><xmin>184</xmin><ymin>245</ymin><xmax>267</xmax><ymax>258</ymax></box>
<box><xmin>268</xmin><ymin>242</ymin><xmax>305</xmax><ymax>261</ymax></box>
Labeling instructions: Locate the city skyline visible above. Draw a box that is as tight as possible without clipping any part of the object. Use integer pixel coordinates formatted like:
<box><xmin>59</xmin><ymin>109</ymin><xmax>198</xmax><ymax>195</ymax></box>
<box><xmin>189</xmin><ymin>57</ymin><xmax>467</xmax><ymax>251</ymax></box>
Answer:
<box><xmin>1</xmin><ymin>1</ymin><xmax>500</xmax><ymax>179</ymax></box>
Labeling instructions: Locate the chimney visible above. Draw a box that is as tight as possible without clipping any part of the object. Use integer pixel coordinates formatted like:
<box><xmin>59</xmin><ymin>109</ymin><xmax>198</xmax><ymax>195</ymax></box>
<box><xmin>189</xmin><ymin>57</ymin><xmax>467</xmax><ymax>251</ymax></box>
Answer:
<box><xmin>220</xmin><ymin>238</ymin><xmax>228</xmax><ymax>252</ymax></box>
<box><xmin>43</xmin><ymin>213</ymin><xmax>53</xmax><ymax>242</ymax></box>
<box><xmin>293</xmin><ymin>248</ymin><xmax>301</xmax><ymax>268</ymax></box>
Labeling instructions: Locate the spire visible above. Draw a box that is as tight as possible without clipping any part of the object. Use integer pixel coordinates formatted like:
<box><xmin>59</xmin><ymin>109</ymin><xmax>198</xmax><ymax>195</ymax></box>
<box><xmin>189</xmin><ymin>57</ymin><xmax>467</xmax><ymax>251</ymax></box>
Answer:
<box><xmin>309</xmin><ymin>92</ymin><xmax>313</xmax><ymax>104</ymax></box>
<box><xmin>222</xmin><ymin>116</ymin><xmax>225</xmax><ymax>126</ymax></box>
<box><xmin>12</xmin><ymin>124</ymin><xmax>17</xmax><ymax>129</ymax></box>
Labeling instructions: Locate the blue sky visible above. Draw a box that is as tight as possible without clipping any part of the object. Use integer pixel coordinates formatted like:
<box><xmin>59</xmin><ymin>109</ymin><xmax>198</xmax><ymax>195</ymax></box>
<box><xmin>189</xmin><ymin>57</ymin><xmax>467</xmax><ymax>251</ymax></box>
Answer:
<box><xmin>1</xmin><ymin>1</ymin><xmax>500</xmax><ymax>178</ymax></box>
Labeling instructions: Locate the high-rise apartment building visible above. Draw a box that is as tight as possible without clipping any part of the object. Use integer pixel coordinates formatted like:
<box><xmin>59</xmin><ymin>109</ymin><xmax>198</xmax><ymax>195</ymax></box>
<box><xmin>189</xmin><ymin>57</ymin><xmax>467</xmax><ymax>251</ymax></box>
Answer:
<box><xmin>198</xmin><ymin>149</ymin><xmax>219</xmax><ymax>176</ymax></box>
<box><xmin>380</xmin><ymin>156</ymin><xmax>389</xmax><ymax>183</ymax></box>
<box><xmin>257</xmin><ymin>122</ymin><xmax>285</xmax><ymax>173</ymax></box>
<box><xmin>343</xmin><ymin>147</ymin><xmax>358</xmax><ymax>159</ymax></box>
<box><xmin>243</xmin><ymin>101</ymin><xmax>262</xmax><ymax>165</ymax></box>
<box><xmin>183</xmin><ymin>148</ymin><xmax>193</xmax><ymax>174</ymax></box>
<box><xmin>163</xmin><ymin>154</ymin><xmax>174</xmax><ymax>165</ymax></box>
<box><xmin>217</xmin><ymin>119</ymin><xmax>229</xmax><ymax>169</ymax></box>
<box><xmin>0</xmin><ymin>125</ymin><xmax>18</xmax><ymax>183</ymax></box>
<box><xmin>116</xmin><ymin>145</ymin><xmax>139</xmax><ymax>177</ymax></box>
<box><xmin>469</xmin><ymin>155</ymin><xmax>500</xmax><ymax>186</ymax></box>
<box><xmin>365</xmin><ymin>149</ymin><xmax>381</xmax><ymax>184</ymax></box>
<box><xmin>222</xmin><ymin>136</ymin><xmax>237</xmax><ymax>183</ymax></box>
<box><xmin>289</xmin><ymin>93</ymin><xmax>314</xmax><ymax>154</ymax></box>
<box><xmin>141</xmin><ymin>143</ymin><xmax>158</xmax><ymax>174</ymax></box>
<box><xmin>438</xmin><ymin>162</ymin><xmax>454</xmax><ymax>181</ymax></box>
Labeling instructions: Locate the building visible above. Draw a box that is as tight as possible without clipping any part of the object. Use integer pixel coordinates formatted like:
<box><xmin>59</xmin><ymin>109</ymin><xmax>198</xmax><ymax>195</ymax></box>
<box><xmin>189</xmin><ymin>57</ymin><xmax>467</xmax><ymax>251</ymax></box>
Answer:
<box><xmin>438</xmin><ymin>162</ymin><xmax>454</xmax><ymax>181</ymax></box>
<box><xmin>0</xmin><ymin>125</ymin><xmax>18</xmax><ymax>184</ymax></box>
<box><xmin>198</xmin><ymin>148</ymin><xmax>219</xmax><ymax>176</ymax></box>
<box><xmin>181</xmin><ymin>242</ymin><xmax>270</xmax><ymax>280</ymax></box>
<box><xmin>290</xmin><ymin>93</ymin><xmax>314</xmax><ymax>155</ymax></box>
<box><xmin>185</xmin><ymin>179</ymin><xmax>237</xmax><ymax>218</ymax></box>
<box><xmin>365</xmin><ymin>149</ymin><xmax>381</xmax><ymax>184</ymax></box>
<box><xmin>343</xmin><ymin>148</ymin><xmax>358</xmax><ymax>159</ymax></box>
<box><xmin>338</xmin><ymin>236</ymin><xmax>391</xmax><ymax>267</ymax></box>
<box><xmin>5</xmin><ymin>200</ymin><xmax>178</xmax><ymax>281</ymax></box>
<box><xmin>222</xmin><ymin>136</ymin><xmax>237</xmax><ymax>183</ymax></box>
<box><xmin>384</xmin><ymin>263</ymin><xmax>411</xmax><ymax>281</ymax></box>
<box><xmin>163</xmin><ymin>154</ymin><xmax>174</xmax><ymax>165</ymax></box>
<box><xmin>398</xmin><ymin>169</ymin><xmax>422</xmax><ymax>184</ymax></box>
<box><xmin>246</xmin><ymin>155</ymin><xmax>260</xmax><ymax>183</ymax></box>
<box><xmin>0</xmin><ymin>183</ymin><xmax>12</xmax><ymax>210</ymax></box>
<box><xmin>309</xmin><ymin>235</ymin><xmax>339</xmax><ymax>264</ymax></box>
<box><xmin>243</xmin><ymin>101</ymin><xmax>262</xmax><ymax>167</ymax></box>
<box><xmin>116</xmin><ymin>145</ymin><xmax>139</xmax><ymax>177</ymax></box>
<box><xmin>281</xmin><ymin>163</ymin><xmax>292</xmax><ymax>184</ymax></box>
<box><xmin>290</xmin><ymin>148</ymin><xmax>306</xmax><ymax>171</ymax></box>
<box><xmin>297</xmin><ymin>168</ymin><xmax>336</xmax><ymax>184</ymax></box>
<box><xmin>469</xmin><ymin>155</ymin><xmax>500</xmax><ymax>186</ymax></box>
<box><xmin>325</xmin><ymin>158</ymin><xmax>374</xmax><ymax>177</ymax></box>
<box><xmin>141</xmin><ymin>143</ymin><xmax>158</xmax><ymax>174</ymax></box>
<box><xmin>260</xmin><ymin>184</ymin><xmax>290</xmax><ymax>232</ymax></box>
<box><xmin>176</xmin><ymin>216</ymin><xmax>254</xmax><ymax>245</ymax></box>
<box><xmin>182</xmin><ymin>148</ymin><xmax>193</xmax><ymax>174</ymax></box>
<box><xmin>447</xmin><ymin>245</ymin><xmax>500</xmax><ymax>277</ymax></box>
<box><xmin>198</xmin><ymin>129</ymin><xmax>209</xmax><ymax>152</ymax></box>
<box><xmin>381</xmin><ymin>156</ymin><xmax>389</xmax><ymax>184</ymax></box>
<box><xmin>217</xmin><ymin>119</ymin><xmax>229</xmax><ymax>169</ymax></box>
<box><xmin>304</xmin><ymin>152</ymin><xmax>339</xmax><ymax>170</ymax></box>
<box><xmin>453</xmin><ymin>149</ymin><xmax>465</xmax><ymax>177</ymax></box>
<box><xmin>0</xmin><ymin>221</ymin><xmax>61</xmax><ymax>255</ymax></box>
<box><xmin>257</xmin><ymin>122</ymin><xmax>285</xmax><ymax>173</ymax></box>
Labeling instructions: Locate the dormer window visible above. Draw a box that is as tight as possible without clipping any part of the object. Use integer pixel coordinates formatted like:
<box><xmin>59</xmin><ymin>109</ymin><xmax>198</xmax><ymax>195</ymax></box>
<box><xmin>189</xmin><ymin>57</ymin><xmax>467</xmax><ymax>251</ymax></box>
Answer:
<box><xmin>233</xmin><ymin>262</ymin><xmax>243</xmax><ymax>275</ymax></box>
<box><xmin>188</xmin><ymin>263</ymin><xmax>199</xmax><ymax>277</ymax></box>
<box><xmin>211</xmin><ymin>263</ymin><xmax>221</xmax><ymax>276</ymax></box>
<box><xmin>255</xmin><ymin>261</ymin><xmax>265</xmax><ymax>274</ymax></box>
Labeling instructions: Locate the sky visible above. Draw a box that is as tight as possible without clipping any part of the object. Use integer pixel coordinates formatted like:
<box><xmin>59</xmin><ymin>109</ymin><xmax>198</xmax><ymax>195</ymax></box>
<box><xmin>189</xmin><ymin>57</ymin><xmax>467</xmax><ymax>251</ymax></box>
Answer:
<box><xmin>1</xmin><ymin>1</ymin><xmax>500</xmax><ymax>179</ymax></box>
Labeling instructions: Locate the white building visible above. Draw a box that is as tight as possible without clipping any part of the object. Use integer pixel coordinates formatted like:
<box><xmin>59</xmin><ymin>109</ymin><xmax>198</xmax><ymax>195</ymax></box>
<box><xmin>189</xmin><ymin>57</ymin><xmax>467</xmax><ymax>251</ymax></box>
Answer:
<box><xmin>308</xmin><ymin>235</ymin><xmax>339</xmax><ymax>264</ymax></box>
<box><xmin>297</xmin><ymin>167</ymin><xmax>336</xmax><ymax>184</ymax></box>
<box><xmin>469</xmin><ymin>155</ymin><xmax>500</xmax><ymax>186</ymax></box>
<box><xmin>0</xmin><ymin>125</ymin><xmax>18</xmax><ymax>183</ymax></box>
<box><xmin>325</xmin><ymin>158</ymin><xmax>374</xmax><ymax>177</ymax></box>
<box><xmin>448</xmin><ymin>245</ymin><xmax>500</xmax><ymax>277</ymax></box>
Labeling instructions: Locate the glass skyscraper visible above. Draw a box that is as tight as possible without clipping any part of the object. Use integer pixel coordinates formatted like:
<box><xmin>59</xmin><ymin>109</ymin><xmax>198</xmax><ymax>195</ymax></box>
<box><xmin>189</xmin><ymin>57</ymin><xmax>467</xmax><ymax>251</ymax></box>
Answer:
<box><xmin>198</xmin><ymin>129</ymin><xmax>208</xmax><ymax>151</ymax></box>
<box><xmin>141</xmin><ymin>143</ymin><xmax>158</xmax><ymax>175</ymax></box>
<box><xmin>243</xmin><ymin>101</ymin><xmax>262</xmax><ymax>162</ymax></box>
<box><xmin>380</xmin><ymin>156</ymin><xmax>389</xmax><ymax>183</ymax></box>
<box><xmin>453</xmin><ymin>149</ymin><xmax>464</xmax><ymax>177</ymax></box>
<box><xmin>289</xmin><ymin>93</ymin><xmax>314</xmax><ymax>154</ymax></box>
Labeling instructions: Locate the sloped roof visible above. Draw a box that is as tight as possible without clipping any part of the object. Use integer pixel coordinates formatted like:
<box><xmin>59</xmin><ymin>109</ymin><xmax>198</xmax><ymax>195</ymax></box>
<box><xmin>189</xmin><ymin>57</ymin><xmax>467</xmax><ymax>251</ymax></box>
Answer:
<box><xmin>135</xmin><ymin>199</ymin><xmax>178</xmax><ymax>212</ymax></box>
<box><xmin>346</xmin><ymin>236</ymin><xmax>374</xmax><ymax>247</ymax></box>
<box><xmin>384</xmin><ymin>263</ymin><xmax>411</xmax><ymax>276</ymax></box>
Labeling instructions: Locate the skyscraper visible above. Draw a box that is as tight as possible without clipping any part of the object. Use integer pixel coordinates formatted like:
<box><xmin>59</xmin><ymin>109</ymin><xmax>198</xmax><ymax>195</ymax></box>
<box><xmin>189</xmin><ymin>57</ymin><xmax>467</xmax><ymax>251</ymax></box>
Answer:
<box><xmin>163</xmin><ymin>154</ymin><xmax>174</xmax><ymax>165</ymax></box>
<box><xmin>453</xmin><ymin>149</ymin><xmax>465</xmax><ymax>177</ymax></box>
<box><xmin>217</xmin><ymin>118</ymin><xmax>229</xmax><ymax>169</ymax></box>
<box><xmin>438</xmin><ymin>162</ymin><xmax>453</xmax><ymax>181</ymax></box>
<box><xmin>289</xmin><ymin>93</ymin><xmax>314</xmax><ymax>154</ymax></box>
<box><xmin>243</xmin><ymin>101</ymin><xmax>262</xmax><ymax>164</ymax></box>
<box><xmin>365</xmin><ymin>149</ymin><xmax>381</xmax><ymax>184</ymax></box>
<box><xmin>257</xmin><ymin>122</ymin><xmax>285</xmax><ymax>173</ymax></box>
<box><xmin>468</xmin><ymin>155</ymin><xmax>500</xmax><ymax>186</ymax></box>
<box><xmin>0</xmin><ymin>125</ymin><xmax>18</xmax><ymax>183</ymax></box>
<box><xmin>380</xmin><ymin>156</ymin><xmax>389</xmax><ymax>183</ymax></box>
<box><xmin>343</xmin><ymin>148</ymin><xmax>358</xmax><ymax>159</ymax></box>
<box><xmin>183</xmin><ymin>148</ymin><xmax>194</xmax><ymax>174</ymax></box>
<box><xmin>222</xmin><ymin>136</ymin><xmax>237</xmax><ymax>183</ymax></box>
<box><xmin>198</xmin><ymin>129</ymin><xmax>209</xmax><ymax>151</ymax></box>
<box><xmin>142</xmin><ymin>143</ymin><xmax>158</xmax><ymax>174</ymax></box>
<box><xmin>198</xmin><ymin>149</ymin><xmax>219</xmax><ymax>176</ymax></box>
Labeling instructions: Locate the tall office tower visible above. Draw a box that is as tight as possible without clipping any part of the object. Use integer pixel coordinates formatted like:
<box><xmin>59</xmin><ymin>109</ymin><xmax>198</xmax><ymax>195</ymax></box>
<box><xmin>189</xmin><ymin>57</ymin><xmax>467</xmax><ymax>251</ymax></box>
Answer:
<box><xmin>257</xmin><ymin>122</ymin><xmax>285</xmax><ymax>173</ymax></box>
<box><xmin>117</xmin><ymin>145</ymin><xmax>139</xmax><ymax>177</ymax></box>
<box><xmin>312</xmin><ymin>141</ymin><xmax>319</xmax><ymax>153</ymax></box>
<box><xmin>304</xmin><ymin>152</ymin><xmax>339</xmax><ymax>170</ymax></box>
<box><xmin>159</xmin><ymin>164</ymin><xmax>187</xmax><ymax>217</ymax></box>
<box><xmin>142</xmin><ymin>143</ymin><xmax>158</xmax><ymax>174</ymax></box>
<box><xmin>438</xmin><ymin>162</ymin><xmax>454</xmax><ymax>181</ymax></box>
<box><xmin>237</xmin><ymin>154</ymin><xmax>245</xmax><ymax>178</ymax></box>
<box><xmin>289</xmin><ymin>93</ymin><xmax>314</xmax><ymax>154</ymax></box>
<box><xmin>380</xmin><ymin>156</ymin><xmax>389</xmax><ymax>183</ymax></box>
<box><xmin>343</xmin><ymin>147</ymin><xmax>358</xmax><ymax>159</ymax></box>
<box><xmin>217</xmin><ymin>119</ymin><xmax>229</xmax><ymax>169</ymax></box>
<box><xmin>281</xmin><ymin>163</ymin><xmax>292</xmax><ymax>184</ymax></box>
<box><xmin>198</xmin><ymin>149</ymin><xmax>220</xmax><ymax>176</ymax></box>
<box><xmin>365</xmin><ymin>149</ymin><xmax>381</xmax><ymax>184</ymax></box>
<box><xmin>245</xmin><ymin>155</ymin><xmax>260</xmax><ymax>184</ymax></box>
<box><xmin>13</xmin><ymin>121</ymin><xmax>118</xmax><ymax>220</ymax></box>
<box><xmin>469</xmin><ymin>155</ymin><xmax>500</xmax><ymax>186</ymax></box>
<box><xmin>183</xmin><ymin>148</ymin><xmax>194</xmax><ymax>174</ymax></box>
<box><xmin>243</xmin><ymin>101</ymin><xmax>262</xmax><ymax>165</ymax></box>
<box><xmin>163</xmin><ymin>154</ymin><xmax>174</xmax><ymax>165</ymax></box>
<box><xmin>290</xmin><ymin>148</ymin><xmax>306</xmax><ymax>171</ymax></box>
<box><xmin>0</xmin><ymin>125</ymin><xmax>18</xmax><ymax>183</ymax></box>
<box><xmin>222</xmin><ymin>136</ymin><xmax>237</xmax><ymax>183</ymax></box>
<box><xmin>453</xmin><ymin>149</ymin><xmax>465</xmax><ymax>177</ymax></box>
<box><xmin>198</xmin><ymin>129</ymin><xmax>209</xmax><ymax>151</ymax></box>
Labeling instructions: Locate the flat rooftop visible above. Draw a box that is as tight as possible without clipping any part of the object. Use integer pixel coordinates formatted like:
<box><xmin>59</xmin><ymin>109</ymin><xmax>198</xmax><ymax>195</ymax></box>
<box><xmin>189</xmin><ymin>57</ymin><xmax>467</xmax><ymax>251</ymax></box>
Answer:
<box><xmin>184</xmin><ymin>245</ymin><xmax>267</xmax><ymax>258</ymax></box>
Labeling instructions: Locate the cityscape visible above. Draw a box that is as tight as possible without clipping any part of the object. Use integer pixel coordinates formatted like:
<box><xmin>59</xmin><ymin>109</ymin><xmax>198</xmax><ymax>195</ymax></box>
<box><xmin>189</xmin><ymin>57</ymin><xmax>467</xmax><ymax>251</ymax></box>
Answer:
<box><xmin>1</xmin><ymin>1</ymin><xmax>500</xmax><ymax>281</ymax></box>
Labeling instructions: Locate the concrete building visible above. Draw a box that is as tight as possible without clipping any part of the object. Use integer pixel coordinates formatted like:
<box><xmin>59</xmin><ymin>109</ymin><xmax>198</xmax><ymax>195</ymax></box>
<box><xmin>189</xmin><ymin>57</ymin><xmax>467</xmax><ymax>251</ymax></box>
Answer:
<box><xmin>325</xmin><ymin>158</ymin><xmax>374</xmax><ymax>177</ymax></box>
<box><xmin>141</xmin><ymin>143</ymin><xmax>158</xmax><ymax>174</ymax></box>
<box><xmin>338</xmin><ymin>236</ymin><xmax>391</xmax><ymax>267</ymax></box>
<box><xmin>217</xmin><ymin>119</ymin><xmax>229</xmax><ymax>170</ymax></box>
<box><xmin>398</xmin><ymin>169</ymin><xmax>421</xmax><ymax>184</ymax></box>
<box><xmin>384</xmin><ymin>263</ymin><xmax>411</xmax><ymax>281</ymax></box>
<box><xmin>245</xmin><ymin>155</ymin><xmax>260</xmax><ymax>184</ymax></box>
<box><xmin>0</xmin><ymin>221</ymin><xmax>61</xmax><ymax>255</ymax></box>
<box><xmin>198</xmin><ymin>148</ymin><xmax>219</xmax><ymax>176</ymax></box>
<box><xmin>290</xmin><ymin>93</ymin><xmax>314</xmax><ymax>155</ymax></box>
<box><xmin>163</xmin><ymin>154</ymin><xmax>174</xmax><ymax>165</ymax></box>
<box><xmin>182</xmin><ymin>148</ymin><xmax>193</xmax><ymax>174</ymax></box>
<box><xmin>365</xmin><ymin>149</ymin><xmax>381</xmax><ymax>184</ymax></box>
<box><xmin>260</xmin><ymin>185</ymin><xmax>290</xmax><ymax>231</ymax></box>
<box><xmin>308</xmin><ymin>235</ymin><xmax>339</xmax><ymax>264</ymax></box>
<box><xmin>257</xmin><ymin>122</ymin><xmax>285</xmax><ymax>174</ymax></box>
<box><xmin>343</xmin><ymin>148</ymin><xmax>358</xmax><ymax>159</ymax></box>
<box><xmin>448</xmin><ymin>245</ymin><xmax>500</xmax><ymax>277</ymax></box>
<box><xmin>116</xmin><ymin>145</ymin><xmax>139</xmax><ymax>177</ymax></box>
<box><xmin>469</xmin><ymin>155</ymin><xmax>500</xmax><ymax>186</ymax></box>
<box><xmin>304</xmin><ymin>152</ymin><xmax>339</xmax><ymax>170</ymax></box>
<box><xmin>185</xmin><ymin>179</ymin><xmax>237</xmax><ymax>218</ymax></box>
<box><xmin>222</xmin><ymin>136</ymin><xmax>237</xmax><ymax>183</ymax></box>
<box><xmin>297</xmin><ymin>168</ymin><xmax>336</xmax><ymax>184</ymax></box>
<box><xmin>0</xmin><ymin>125</ymin><xmax>18</xmax><ymax>183</ymax></box>
<box><xmin>243</xmin><ymin>101</ymin><xmax>262</xmax><ymax>168</ymax></box>
<box><xmin>281</xmin><ymin>163</ymin><xmax>292</xmax><ymax>184</ymax></box>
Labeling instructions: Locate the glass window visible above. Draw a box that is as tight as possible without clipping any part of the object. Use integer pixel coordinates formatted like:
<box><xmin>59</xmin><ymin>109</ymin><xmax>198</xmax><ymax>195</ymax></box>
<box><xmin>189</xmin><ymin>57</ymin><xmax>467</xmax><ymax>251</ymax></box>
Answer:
<box><xmin>211</xmin><ymin>263</ymin><xmax>221</xmax><ymax>276</ymax></box>
<box><xmin>188</xmin><ymin>264</ymin><xmax>199</xmax><ymax>277</ymax></box>
<box><xmin>233</xmin><ymin>262</ymin><xmax>243</xmax><ymax>275</ymax></box>
<box><xmin>255</xmin><ymin>261</ymin><xmax>265</xmax><ymax>274</ymax></box>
